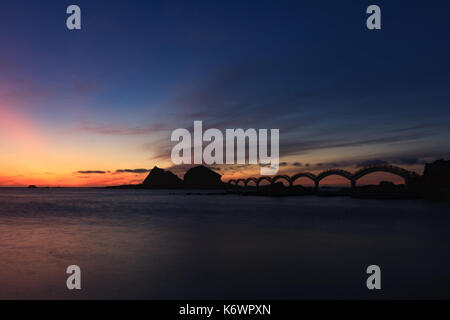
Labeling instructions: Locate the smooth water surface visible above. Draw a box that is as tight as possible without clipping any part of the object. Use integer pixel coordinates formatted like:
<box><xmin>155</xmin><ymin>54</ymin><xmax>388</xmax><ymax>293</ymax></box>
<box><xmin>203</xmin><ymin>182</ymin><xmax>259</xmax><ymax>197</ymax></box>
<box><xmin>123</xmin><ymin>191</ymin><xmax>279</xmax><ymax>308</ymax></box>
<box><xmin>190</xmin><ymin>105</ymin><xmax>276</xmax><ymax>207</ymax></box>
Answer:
<box><xmin>0</xmin><ymin>188</ymin><xmax>449</xmax><ymax>299</ymax></box>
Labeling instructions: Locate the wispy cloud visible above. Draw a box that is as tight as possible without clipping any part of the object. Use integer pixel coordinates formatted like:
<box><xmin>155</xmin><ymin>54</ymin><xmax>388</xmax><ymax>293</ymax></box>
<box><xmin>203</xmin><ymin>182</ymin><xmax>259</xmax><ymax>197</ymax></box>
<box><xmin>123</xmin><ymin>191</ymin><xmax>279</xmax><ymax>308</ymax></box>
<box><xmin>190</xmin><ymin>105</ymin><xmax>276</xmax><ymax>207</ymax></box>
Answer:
<box><xmin>280</xmin><ymin>132</ymin><xmax>437</xmax><ymax>158</ymax></box>
<box><xmin>114</xmin><ymin>169</ymin><xmax>150</xmax><ymax>174</ymax></box>
<box><xmin>76</xmin><ymin>169</ymin><xmax>151</xmax><ymax>175</ymax></box>
<box><xmin>72</xmin><ymin>121</ymin><xmax>169</xmax><ymax>136</ymax></box>
<box><xmin>76</xmin><ymin>170</ymin><xmax>108</xmax><ymax>174</ymax></box>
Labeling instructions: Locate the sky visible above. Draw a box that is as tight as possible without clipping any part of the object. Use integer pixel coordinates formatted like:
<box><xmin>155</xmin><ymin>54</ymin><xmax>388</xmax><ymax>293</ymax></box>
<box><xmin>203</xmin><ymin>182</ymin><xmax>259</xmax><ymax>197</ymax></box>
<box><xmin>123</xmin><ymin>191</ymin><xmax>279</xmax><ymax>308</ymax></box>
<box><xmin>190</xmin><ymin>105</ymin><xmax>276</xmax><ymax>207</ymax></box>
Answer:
<box><xmin>0</xmin><ymin>0</ymin><xmax>450</xmax><ymax>187</ymax></box>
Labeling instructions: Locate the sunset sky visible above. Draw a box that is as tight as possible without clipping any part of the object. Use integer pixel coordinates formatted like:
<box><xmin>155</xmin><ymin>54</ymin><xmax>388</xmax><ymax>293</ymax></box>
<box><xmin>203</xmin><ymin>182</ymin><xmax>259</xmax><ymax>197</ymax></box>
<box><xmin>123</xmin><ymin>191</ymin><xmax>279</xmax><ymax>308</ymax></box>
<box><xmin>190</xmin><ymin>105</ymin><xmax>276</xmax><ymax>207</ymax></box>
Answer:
<box><xmin>1</xmin><ymin>0</ymin><xmax>450</xmax><ymax>187</ymax></box>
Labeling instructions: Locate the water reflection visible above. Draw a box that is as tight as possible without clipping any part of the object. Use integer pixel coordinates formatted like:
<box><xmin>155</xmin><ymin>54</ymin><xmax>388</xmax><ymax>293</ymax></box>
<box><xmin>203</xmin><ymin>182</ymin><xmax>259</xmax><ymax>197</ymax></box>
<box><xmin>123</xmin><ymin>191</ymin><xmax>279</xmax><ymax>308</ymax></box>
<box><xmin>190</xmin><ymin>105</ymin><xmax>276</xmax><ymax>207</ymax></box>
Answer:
<box><xmin>0</xmin><ymin>188</ymin><xmax>449</xmax><ymax>299</ymax></box>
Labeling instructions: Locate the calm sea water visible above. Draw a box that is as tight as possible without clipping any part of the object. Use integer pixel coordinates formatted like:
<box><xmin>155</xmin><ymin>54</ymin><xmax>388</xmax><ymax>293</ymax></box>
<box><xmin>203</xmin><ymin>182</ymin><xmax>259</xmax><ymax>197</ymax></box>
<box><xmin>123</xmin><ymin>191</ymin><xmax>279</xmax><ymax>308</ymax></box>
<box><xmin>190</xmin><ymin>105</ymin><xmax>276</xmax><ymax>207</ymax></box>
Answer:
<box><xmin>0</xmin><ymin>188</ymin><xmax>449</xmax><ymax>299</ymax></box>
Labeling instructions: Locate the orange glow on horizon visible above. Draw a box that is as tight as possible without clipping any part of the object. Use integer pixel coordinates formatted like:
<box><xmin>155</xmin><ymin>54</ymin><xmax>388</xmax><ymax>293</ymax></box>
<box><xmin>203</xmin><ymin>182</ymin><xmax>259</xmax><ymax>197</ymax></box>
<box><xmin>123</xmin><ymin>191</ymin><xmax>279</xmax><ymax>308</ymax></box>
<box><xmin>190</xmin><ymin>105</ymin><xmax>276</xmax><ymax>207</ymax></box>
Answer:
<box><xmin>0</xmin><ymin>99</ymin><xmax>424</xmax><ymax>187</ymax></box>
<box><xmin>0</xmin><ymin>164</ymin><xmax>418</xmax><ymax>188</ymax></box>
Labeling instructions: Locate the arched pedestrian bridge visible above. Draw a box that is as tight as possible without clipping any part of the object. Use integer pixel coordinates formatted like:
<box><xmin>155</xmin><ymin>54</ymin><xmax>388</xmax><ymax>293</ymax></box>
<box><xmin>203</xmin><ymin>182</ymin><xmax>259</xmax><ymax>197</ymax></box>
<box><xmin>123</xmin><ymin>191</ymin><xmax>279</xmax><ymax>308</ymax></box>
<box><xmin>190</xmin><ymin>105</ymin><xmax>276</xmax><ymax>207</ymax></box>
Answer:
<box><xmin>227</xmin><ymin>165</ymin><xmax>419</xmax><ymax>189</ymax></box>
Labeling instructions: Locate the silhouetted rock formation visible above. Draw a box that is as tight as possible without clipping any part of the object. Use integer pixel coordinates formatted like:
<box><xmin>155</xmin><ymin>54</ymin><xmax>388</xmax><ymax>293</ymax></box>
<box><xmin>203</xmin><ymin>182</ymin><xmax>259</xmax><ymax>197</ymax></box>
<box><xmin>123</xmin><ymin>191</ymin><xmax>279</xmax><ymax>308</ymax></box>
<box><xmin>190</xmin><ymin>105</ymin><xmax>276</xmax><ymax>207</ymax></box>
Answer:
<box><xmin>183</xmin><ymin>166</ymin><xmax>224</xmax><ymax>189</ymax></box>
<box><xmin>423</xmin><ymin>160</ymin><xmax>450</xmax><ymax>188</ymax></box>
<box><xmin>28</xmin><ymin>185</ymin><xmax>37</xmax><ymax>189</ymax></box>
<box><xmin>142</xmin><ymin>166</ymin><xmax>183</xmax><ymax>189</ymax></box>
<box><xmin>422</xmin><ymin>160</ymin><xmax>450</xmax><ymax>199</ymax></box>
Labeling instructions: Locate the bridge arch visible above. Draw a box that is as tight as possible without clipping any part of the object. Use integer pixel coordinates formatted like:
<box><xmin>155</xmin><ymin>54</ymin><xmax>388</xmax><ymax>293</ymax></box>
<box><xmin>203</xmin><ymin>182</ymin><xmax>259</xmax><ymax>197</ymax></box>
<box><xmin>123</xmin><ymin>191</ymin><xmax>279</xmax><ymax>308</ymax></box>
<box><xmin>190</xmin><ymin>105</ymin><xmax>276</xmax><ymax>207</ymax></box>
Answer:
<box><xmin>227</xmin><ymin>179</ymin><xmax>237</xmax><ymax>186</ymax></box>
<box><xmin>316</xmin><ymin>169</ymin><xmax>353</xmax><ymax>188</ymax></box>
<box><xmin>245</xmin><ymin>178</ymin><xmax>258</xmax><ymax>187</ymax></box>
<box><xmin>291</xmin><ymin>173</ymin><xmax>317</xmax><ymax>186</ymax></box>
<box><xmin>352</xmin><ymin>165</ymin><xmax>416</xmax><ymax>186</ymax></box>
<box><xmin>271</xmin><ymin>175</ymin><xmax>291</xmax><ymax>186</ymax></box>
<box><xmin>236</xmin><ymin>179</ymin><xmax>246</xmax><ymax>187</ymax></box>
<box><xmin>256</xmin><ymin>177</ymin><xmax>272</xmax><ymax>187</ymax></box>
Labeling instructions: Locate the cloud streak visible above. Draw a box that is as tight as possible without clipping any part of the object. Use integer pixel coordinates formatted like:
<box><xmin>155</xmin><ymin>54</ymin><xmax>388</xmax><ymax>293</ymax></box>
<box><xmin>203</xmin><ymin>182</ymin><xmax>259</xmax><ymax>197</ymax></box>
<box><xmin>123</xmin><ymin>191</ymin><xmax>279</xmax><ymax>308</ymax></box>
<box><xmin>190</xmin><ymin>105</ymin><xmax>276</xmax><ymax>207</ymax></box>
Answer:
<box><xmin>114</xmin><ymin>169</ymin><xmax>150</xmax><ymax>174</ymax></box>
<box><xmin>72</xmin><ymin>121</ymin><xmax>169</xmax><ymax>136</ymax></box>
<box><xmin>76</xmin><ymin>170</ymin><xmax>108</xmax><ymax>174</ymax></box>
<box><xmin>76</xmin><ymin>169</ymin><xmax>151</xmax><ymax>175</ymax></box>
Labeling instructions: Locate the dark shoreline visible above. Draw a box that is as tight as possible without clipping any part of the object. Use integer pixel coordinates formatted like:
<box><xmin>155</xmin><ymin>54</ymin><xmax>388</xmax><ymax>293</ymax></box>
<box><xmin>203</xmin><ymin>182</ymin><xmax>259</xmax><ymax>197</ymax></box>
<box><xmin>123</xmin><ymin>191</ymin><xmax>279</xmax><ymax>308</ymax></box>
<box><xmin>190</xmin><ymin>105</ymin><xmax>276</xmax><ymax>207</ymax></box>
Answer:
<box><xmin>3</xmin><ymin>185</ymin><xmax>448</xmax><ymax>201</ymax></box>
<box><xmin>104</xmin><ymin>183</ymin><xmax>449</xmax><ymax>201</ymax></box>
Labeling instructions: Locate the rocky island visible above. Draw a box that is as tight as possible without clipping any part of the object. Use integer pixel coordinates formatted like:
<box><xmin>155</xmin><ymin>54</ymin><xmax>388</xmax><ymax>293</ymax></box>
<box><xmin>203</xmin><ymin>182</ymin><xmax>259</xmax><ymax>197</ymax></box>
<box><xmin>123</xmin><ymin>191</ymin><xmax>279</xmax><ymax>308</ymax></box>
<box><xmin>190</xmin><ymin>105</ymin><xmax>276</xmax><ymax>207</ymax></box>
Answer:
<box><xmin>108</xmin><ymin>165</ymin><xmax>225</xmax><ymax>190</ymax></box>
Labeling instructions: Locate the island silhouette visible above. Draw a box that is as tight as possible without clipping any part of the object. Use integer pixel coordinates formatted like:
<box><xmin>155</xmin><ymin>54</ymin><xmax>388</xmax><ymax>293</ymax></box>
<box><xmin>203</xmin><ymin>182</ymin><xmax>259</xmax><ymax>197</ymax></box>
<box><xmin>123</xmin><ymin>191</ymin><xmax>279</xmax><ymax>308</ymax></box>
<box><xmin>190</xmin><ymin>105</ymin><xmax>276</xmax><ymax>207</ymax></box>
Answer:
<box><xmin>107</xmin><ymin>160</ymin><xmax>450</xmax><ymax>200</ymax></box>
<box><xmin>110</xmin><ymin>165</ymin><xmax>226</xmax><ymax>190</ymax></box>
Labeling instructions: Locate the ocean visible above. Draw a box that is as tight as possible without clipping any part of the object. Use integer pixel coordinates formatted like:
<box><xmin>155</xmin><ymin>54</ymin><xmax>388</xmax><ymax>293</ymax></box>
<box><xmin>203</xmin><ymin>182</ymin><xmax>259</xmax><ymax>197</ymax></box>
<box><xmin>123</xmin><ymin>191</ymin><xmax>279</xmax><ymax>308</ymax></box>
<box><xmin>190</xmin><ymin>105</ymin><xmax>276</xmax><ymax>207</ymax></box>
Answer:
<box><xmin>0</xmin><ymin>188</ymin><xmax>449</xmax><ymax>299</ymax></box>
